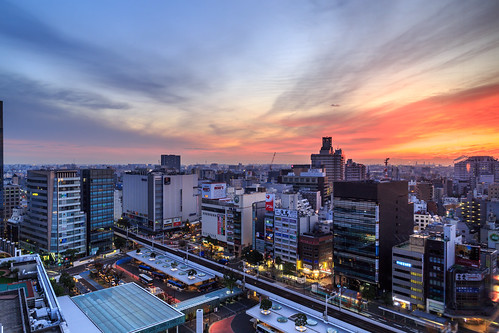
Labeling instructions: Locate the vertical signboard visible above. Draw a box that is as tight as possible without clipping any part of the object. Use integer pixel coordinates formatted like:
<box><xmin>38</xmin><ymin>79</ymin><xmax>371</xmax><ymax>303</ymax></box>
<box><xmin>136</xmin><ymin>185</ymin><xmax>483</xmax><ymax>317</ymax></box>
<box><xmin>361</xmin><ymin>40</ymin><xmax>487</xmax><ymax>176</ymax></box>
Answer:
<box><xmin>265</xmin><ymin>194</ymin><xmax>275</xmax><ymax>211</ymax></box>
<box><xmin>217</xmin><ymin>214</ymin><xmax>226</xmax><ymax>236</ymax></box>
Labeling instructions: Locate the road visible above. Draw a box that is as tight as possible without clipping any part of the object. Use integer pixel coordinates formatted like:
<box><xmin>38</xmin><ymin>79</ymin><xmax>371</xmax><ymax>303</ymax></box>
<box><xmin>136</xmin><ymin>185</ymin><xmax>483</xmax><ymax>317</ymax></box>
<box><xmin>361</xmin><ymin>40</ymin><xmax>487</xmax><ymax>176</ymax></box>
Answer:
<box><xmin>115</xmin><ymin>226</ymin><xmax>405</xmax><ymax>333</ymax></box>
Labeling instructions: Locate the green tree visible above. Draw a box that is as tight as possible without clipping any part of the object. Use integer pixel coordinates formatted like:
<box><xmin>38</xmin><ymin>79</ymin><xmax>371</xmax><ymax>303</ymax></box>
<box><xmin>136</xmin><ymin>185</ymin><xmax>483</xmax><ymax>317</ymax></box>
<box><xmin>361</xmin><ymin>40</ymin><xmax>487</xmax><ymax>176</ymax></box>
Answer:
<box><xmin>114</xmin><ymin>236</ymin><xmax>126</xmax><ymax>250</ymax></box>
<box><xmin>294</xmin><ymin>313</ymin><xmax>307</xmax><ymax>327</ymax></box>
<box><xmin>59</xmin><ymin>272</ymin><xmax>75</xmax><ymax>291</ymax></box>
<box><xmin>283</xmin><ymin>262</ymin><xmax>296</xmax><ymax>275</ymax></box>
<box><xmin>275</xmin><ymin>256</ymin><xmax>283</xmax><ymax>267</ymax></box>
<box><xmin>244</xmin><ymin>249</ymin><xmax>263</xmax><ymax>266</ymax></box>
<box><xmin>361</xmin><ymin>284</ymin><xmax>376</xmax><ymax>301</ymax></box>
<box><xmin>150</xmin><ymin>252</ymin><xmax>157</xmax><ymax>259</ymax></box>
<box><xmin>50</xmin><ymin>278</ymin><xmax>66</xmax><ymax>296</ymax></box>
<box><xmin>62</xmin><ymin>249</ymin><xmax>79</xmax><ymax>262</ymax></box>
<box><xmin>187</xmin><ymin>269</ymin><xmax>197</xmax><ymax>277</ymax></box>
<box><xmin>223</xmin><ymin>271</ymin><xmax>238</xmax><ymax>293</ymax></box>
<box><xmin>260</xmin><ymin>298</ymin><xmax>272</xmax><ymax>311</ymax></box>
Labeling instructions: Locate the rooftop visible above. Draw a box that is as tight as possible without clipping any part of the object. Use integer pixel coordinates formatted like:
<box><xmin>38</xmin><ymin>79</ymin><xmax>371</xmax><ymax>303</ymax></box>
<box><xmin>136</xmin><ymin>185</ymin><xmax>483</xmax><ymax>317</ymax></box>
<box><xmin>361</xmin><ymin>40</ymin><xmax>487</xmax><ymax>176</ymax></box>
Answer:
<box><xmin>127</xmin><ymin>249</ymin><xmax>215</xmax><ymax>285</ymax></box>
<box><xmin>71</xmin><ymin>283</ymin><xmax>185</xmax><ymax>333</ymax></box>
<box><xmin>246</xmin><ymin>299</ymin><xmax>360</xmax><ymax>333</ymax></box>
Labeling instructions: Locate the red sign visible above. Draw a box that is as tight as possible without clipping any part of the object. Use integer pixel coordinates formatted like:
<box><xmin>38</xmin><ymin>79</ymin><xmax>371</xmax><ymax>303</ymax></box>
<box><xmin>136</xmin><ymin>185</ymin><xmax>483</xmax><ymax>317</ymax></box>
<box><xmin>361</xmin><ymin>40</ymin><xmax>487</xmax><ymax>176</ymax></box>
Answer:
<box><xmin>173</xmin><ymin>221</ymin><xmax>182</xmax><ymax>227</ymax></box>
<box><xmin>265</xmin><ymin>194</ymin><xmax>274</xmax><ymax>211</ymax></box>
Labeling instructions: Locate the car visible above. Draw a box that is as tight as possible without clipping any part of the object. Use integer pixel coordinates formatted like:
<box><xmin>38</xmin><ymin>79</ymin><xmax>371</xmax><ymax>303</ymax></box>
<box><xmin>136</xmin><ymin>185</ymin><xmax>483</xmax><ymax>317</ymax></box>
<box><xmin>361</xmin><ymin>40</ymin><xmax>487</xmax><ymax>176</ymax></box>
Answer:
<box><xmin>218</xmin><ymin>259</ymin><xmax>229</xmax><ymax>265</ymax></box>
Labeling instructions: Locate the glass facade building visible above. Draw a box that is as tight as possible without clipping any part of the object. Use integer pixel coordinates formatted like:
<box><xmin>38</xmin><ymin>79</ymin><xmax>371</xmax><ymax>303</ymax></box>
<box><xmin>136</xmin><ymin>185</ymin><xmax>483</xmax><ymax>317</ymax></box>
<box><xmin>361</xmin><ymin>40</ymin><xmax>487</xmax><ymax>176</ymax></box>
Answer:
<box><xmin>81</xmin><ymin>169</ymin><xmax>114</xmax><ymax>255</ymax></box>
<box><xmin>333</xmin><ymin>199</ymin><xmax>379</xmax><ymax>284</ymax></box>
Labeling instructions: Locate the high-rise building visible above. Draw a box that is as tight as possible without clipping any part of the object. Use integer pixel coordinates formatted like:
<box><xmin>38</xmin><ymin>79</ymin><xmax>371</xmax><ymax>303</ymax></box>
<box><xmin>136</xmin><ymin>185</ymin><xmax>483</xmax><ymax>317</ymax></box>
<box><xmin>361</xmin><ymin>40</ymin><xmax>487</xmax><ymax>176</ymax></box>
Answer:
<box><xmin>21</xmin><ymin>170</ymin><xmax>86</xmax><ymax>256</ymax></box>
<box><xmin>160</xmin><ymin>154</ymin><xmax>181</xmax><ymax>172</ymax></box>
<box><xmin>311</xmin><ymin>137</ymin><xmax>345</xmax><ymax>188</ymax></box>
<box><xmin>123</xmin><ymin>171</ymin><xmax>199</xmax><ymax>233</ymax></box>
<box><xmin>81</xmin><ymin>168</ymin><xmax>115</xmax><ymax>255</ymax></box>
<box><xmin>332</xmin><ymin>181</ymin><xmax>413</xmax><ymax>291</ymax></box>
<box><xmin>0</xmin><ymin>101</ymin><xmax>3</xmax><ymax>236</ymax></box>
<box><xmin>345</xmin><ymin>159</ymin><xmax>367</xmax><ymax>181</ymax></box>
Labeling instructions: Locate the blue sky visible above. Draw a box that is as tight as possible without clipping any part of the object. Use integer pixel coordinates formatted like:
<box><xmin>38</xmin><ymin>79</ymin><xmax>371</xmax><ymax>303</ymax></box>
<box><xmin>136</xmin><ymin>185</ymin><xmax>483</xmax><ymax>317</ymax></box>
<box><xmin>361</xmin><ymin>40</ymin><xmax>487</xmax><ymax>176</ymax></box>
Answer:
<box><xmin>2</xmin><ymin>0</ymin><xmax>499</xmax><ymax>165</ymax></box>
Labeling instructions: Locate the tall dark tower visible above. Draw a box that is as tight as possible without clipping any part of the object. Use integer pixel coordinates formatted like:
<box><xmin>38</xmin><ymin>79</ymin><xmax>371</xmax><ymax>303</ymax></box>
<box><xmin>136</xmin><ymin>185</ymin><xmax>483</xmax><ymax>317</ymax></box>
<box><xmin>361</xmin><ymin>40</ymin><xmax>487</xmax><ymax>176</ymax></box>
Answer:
<box><xmin>0</xmin><ymin>101</ymin><xmax>4</xmax><ymax>234</ymax></box>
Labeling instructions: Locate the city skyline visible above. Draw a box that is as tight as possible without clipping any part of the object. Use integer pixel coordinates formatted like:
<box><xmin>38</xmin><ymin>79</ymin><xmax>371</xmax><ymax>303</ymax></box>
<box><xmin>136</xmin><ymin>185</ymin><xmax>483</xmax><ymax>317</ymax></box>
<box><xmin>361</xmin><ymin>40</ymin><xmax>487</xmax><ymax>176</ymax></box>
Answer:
<box><xmin>1</xmin><ymin>1</ymin><xmax>499</xmax><ymax>165</ymax></box>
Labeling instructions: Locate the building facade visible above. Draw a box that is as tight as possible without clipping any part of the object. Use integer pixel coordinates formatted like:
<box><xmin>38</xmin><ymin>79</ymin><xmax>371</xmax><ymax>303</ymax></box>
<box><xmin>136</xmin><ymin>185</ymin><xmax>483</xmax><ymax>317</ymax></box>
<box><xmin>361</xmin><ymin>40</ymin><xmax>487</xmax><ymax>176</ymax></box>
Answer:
<box><xmin>81</xmin><ymin>168</ymin><xmax>115</xmax><ymax>255</ymax></box>
<box><xmin>202</xmin><ymin>191</ymin><xmax>266</xmax><ymax>256</ymax></box>
<box><xmin>332</xmin><ymin>181</ymin><xmax>413</xmax><ymax>291</ymax></box>
<box><xmin>21</xmin><ymin>170</ymin><xmax>86</xmax><ymax>256</ymax></box>
<box><xmin>311</xmin><ymin>137</ymin><xmax>345</xmax><ymax>188</ymax></box>
<box><xmin>345</xmin><ymin>159</ymin><xmax>367</xmax><ymax>181</ymax></box>
<box><xmin>123</xmin><ymin>171</ymin><xmax>199</xmax><ymax>233</ymax></box>
<box><xmin>160</xmin><ymin>154</ymin><xmax>181</xmax><ymax>172</ymax></box>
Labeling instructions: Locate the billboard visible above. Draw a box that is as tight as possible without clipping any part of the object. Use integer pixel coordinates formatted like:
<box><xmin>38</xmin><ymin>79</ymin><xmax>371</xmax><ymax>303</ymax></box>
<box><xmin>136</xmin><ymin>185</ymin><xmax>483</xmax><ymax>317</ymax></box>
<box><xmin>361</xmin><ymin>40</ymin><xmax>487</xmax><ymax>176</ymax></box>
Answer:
<box><xmin>202</xmin><ymin>183</ymin><xmax>226</xmax><ymax>199</ymax></box>
<box><xmin>265</xmin><ymin>194</ymin><xmax>275</xmax><ymax>211</ymax></box>
<box><xmin>275</xmin><ymin>208</ymin><xmax>298</xmax><ymax>218</ymax></box>
<box><xmin>217</xmin><ymin>214</ymin><xmax>225</xmax><ymax>236</ymax></box>
<box><xmin>173</xmin><ymin>217</ymin><xmax>182</xmax><ymax>227</ymax></box>
<box><xmin>455</xmin><ymin>244</ymin><xmax>480</xmax><ymax>268</ymax></box>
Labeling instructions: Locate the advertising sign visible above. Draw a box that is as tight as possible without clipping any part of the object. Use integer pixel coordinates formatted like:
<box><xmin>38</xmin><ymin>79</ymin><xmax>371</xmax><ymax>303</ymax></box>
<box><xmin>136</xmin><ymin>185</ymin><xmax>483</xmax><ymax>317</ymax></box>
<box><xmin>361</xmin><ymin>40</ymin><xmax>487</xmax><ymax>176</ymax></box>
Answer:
<box><xmin>456</xmin><ymin>273</ymin><xmax>483</xmax><ymax>281</ymax></box>
<box><xmin>275</xmin><ymin>208</ymin><xmax>298</xmax><ymax>218</ymax></box>
<box><xmin>265</xmin><ymin>194</ymin><xmax>275</xmax><ymax>211</ymax></box>
<box><xmin>173</xmin><ymin>217</ymin><xmax>182</xmax><ymax>227</ymax></box>
<box><xmin>455</xmin><ymin>244</ymin><xmax>480</xmax><ymax>268</ymax></box>
<box><xmin>488</xmin><ymin>231</ymin><xmax>499</xmax><ymax>249</ymax></box>
<box><xmin>217</xmin><ymin>214</ymin><xmax>226</xmax><ymax>236</ymax></box>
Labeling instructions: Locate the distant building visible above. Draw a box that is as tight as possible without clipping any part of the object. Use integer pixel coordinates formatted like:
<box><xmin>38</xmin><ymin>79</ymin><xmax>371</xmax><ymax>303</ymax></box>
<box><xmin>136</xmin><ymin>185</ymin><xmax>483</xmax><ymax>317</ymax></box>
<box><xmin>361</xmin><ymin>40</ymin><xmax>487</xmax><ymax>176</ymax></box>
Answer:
<box><xmin>21</xmin><ymin>170</ymin><xmax>87</xmax><ymax>256</ymax></box>
<box><xmin>81</xmin><ymin>168</ymin><xmax>115</xmax><ymax>255</ymax></box>
<box><xmin>3</xmin><ymin>184</ymin><xmax>21</xmax><ymax>221</ymax></box>
<box><xmin>123</xmin><ymin>171</ymin><xmax>199</xmax><ymax>233</ymax></box>
<box><xmin>160</xmin><ymin>154</ymin><xmax>181</xmax><ymax>172</ymax></box>
<box><xmin>279</xmin><ymin>168</ymin><xmax>328</xmax><ymax>208</ymax></box>
<box><xmin>311</xmin><ymin>137</ymin><xmax>345</xmax><ymax>188</ymax></box>
<box><xmin>333</xmin><ymin>181</ymin><xmax>413</xmax><ymax>292</ymax></box>
<box><xmin>202</xmin><ymin>190</ymin><xmax>265</xmax><ymax>256</ymax></box>
<box><xmin>345</xmin><ymin>159</ymin><xmax>366</xmax><ymax>181</ymax></box>
<box><xmin>114</xmin><ymin>189</ymin><xmax>123</xmax><ymax>221</ymax></box>
<box><xmin>489</xmin><ymin>183</ymin><xmax>499</xmax><ymax>201</ymax></box>
<box><xmin>454</xmin><ymin>156</ymin><xmax>499</xmax><ymax>192</ymax></box>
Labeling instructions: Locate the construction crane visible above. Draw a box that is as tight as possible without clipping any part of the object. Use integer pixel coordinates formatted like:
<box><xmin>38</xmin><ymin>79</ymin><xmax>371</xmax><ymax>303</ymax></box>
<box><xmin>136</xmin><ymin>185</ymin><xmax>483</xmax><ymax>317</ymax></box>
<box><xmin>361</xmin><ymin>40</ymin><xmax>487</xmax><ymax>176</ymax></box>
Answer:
<box><xmin>384</xmin><ymin>158</ymin><xmax>390</xmax><ymax>179</ymax></box>
<box><xmin>270</xmin><ymin>152</ymin><xmax>276</xmax><ymax>171</ymax></box>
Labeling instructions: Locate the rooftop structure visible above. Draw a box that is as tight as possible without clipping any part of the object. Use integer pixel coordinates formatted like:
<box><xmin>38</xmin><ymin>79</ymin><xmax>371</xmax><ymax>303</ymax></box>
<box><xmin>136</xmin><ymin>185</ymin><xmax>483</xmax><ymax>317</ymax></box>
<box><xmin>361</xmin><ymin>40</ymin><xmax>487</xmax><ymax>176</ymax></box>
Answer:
<box><xmin>70</xmin><ymin>283</ymin><xmax>184</xmax><ymax>333</ymax></box>
<box><xmin>246</xmin><ymin>298</ymin><xmax>364</xmax><ymax>333</ymax></box>
<box><xmin>127</xmin><ymin>248</ymin><xmax>215</xmax><ymax>285</ymax></box>
<box><xmin>0</xmin><ymin>254</ymin><xmax>67</xmax><ymax>332</ymax></box>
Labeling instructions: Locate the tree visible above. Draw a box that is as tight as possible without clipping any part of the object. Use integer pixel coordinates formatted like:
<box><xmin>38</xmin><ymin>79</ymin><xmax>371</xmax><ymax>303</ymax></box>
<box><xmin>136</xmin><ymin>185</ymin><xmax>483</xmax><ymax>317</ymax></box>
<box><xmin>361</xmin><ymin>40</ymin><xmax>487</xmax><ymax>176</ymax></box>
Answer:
<box><xmin>260</xmin><ymin>298</ymin><xmax>272</xmax><ymax>312</ymax></box>
<box><xmin>114</xmin><ymin>236</ymin><xmax>126</xmax><ymax>250</ymax></box>
<box><xmin>62</xmin><ymin>249</ymin><xmax>79</xmax><ymax>262</ymax></box>
<box><xmin>223</xmin><ymin>271</ymin><xmax>238</xmax><ymax>293</ymax></box>
<box><xmin>361</xmin><ymin>284</ymin><xmax>376</xmax><ymax>301</ymax></box>
<box><xmin>113</xmin><ymin>270</ymin><xmax>124</xmax><ymax>284</ymax></box>
<box><xmin>59</xmin><ymin>272</ymin><xmax>75</xmax><ymax>291</ymax></box>
<box><xmin>150</xmin><ymin>252</ymin><xmax>157</xmax><ymax>259</ymax></box>
<box><xmin>244</xmin><ymin>249</ymin><xmax>263</xmax><ymax>266</ymax></box>
<box><xmin>275</xmin><ymin>256</ymin><xmax>283</xmax><ymax>267</ymax></box>
<box><xmin>50</xmin><ymin>278</ymin><xmax>66</xmax><ymax>296</ymax></box>
<box><xmin>171</xmin><ymin>262</ymin><xmax>178</xmax><ymax>268</ymax></box>
<box><xmin>136</xmin><ymin>248</ymin><xmax>142</xmax><ymax>254</ymax></box>
<box><xmin>283</xmin><ymin>262</ymin><xmax>296</xmax><ymax>275</ymax></box>
<box><xmin>187</xmin><ymin>269</ymin><xmax>197</xmax><ymax>277</ymax></box>
<box><xmin>94</xmin><ymin>262</ymin><xmax>104</xmax><ymax>272</ymax></box>
<box><xmin>294</xmin><ymin>313</ymin><xmax>307</xmax><ymax>327</ymax></box>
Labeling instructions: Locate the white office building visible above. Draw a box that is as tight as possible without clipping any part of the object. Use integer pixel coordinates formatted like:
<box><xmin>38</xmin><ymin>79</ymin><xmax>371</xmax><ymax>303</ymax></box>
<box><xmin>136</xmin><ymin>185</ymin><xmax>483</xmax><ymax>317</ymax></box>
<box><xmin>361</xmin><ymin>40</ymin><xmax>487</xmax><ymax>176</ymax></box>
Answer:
<box><xmin>123</xmin><ymin>172</ymin><xmax>199</xmax><ymax>233</ymax></box>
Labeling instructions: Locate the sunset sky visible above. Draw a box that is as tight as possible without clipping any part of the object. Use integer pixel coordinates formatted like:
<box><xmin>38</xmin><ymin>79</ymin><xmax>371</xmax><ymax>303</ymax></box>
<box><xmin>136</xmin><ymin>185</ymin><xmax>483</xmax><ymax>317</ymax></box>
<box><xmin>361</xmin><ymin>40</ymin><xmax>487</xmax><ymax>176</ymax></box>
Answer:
<box><xmin>1</xmin><ymin>0</ymin><xmax>499</xmax><ymax>165</ymax></box>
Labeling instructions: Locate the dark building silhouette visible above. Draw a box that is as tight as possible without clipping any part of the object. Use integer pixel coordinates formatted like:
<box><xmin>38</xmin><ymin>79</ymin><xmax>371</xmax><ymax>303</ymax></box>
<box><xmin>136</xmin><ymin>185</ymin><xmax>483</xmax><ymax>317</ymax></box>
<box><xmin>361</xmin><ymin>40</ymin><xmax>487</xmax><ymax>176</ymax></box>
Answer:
<box><xmin>0</xmin><ymin>101</ymin><xmax>3</xmax><ymax>236</ymax></box>
<box><xmin>333</xmin><ymin>181</ymin><xmax>413</xmax><ymax>291</ymax></box>
<box><xmin>160</xmin><ymin>154</ymin><xmax>181</xmax><ymax>172</ymax></box>
<box><xmin>81</xmin><ymin>168</ymin><xmax>115</xmax><ymax>255</ymax></box>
